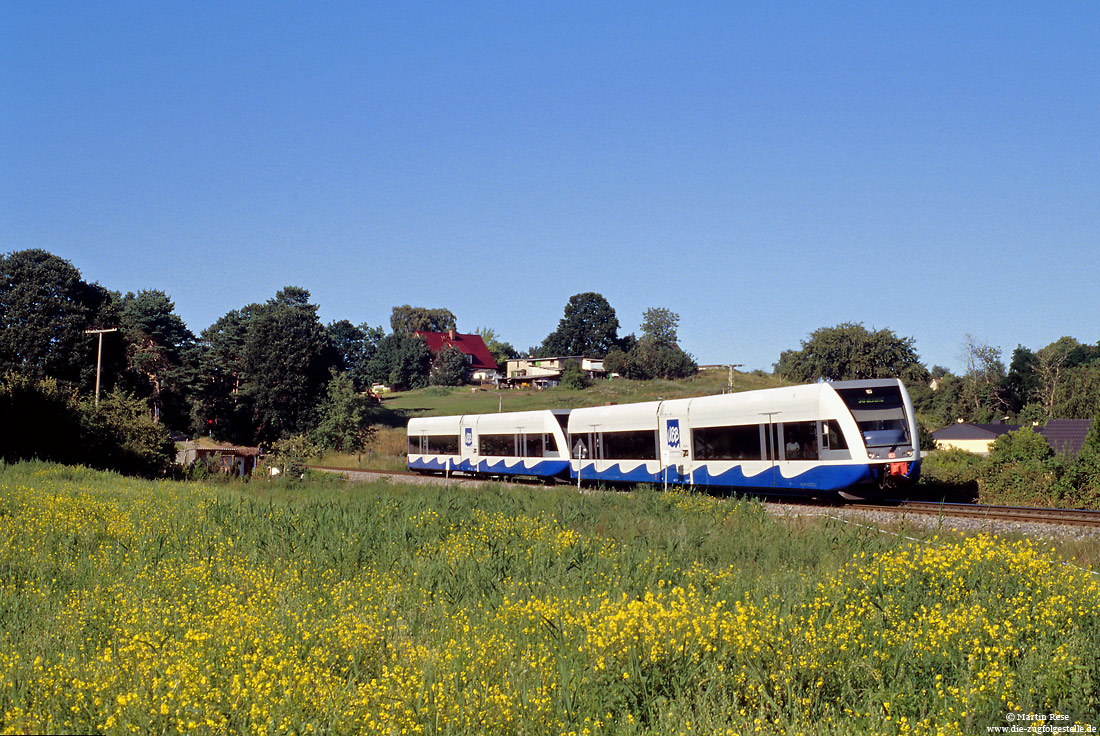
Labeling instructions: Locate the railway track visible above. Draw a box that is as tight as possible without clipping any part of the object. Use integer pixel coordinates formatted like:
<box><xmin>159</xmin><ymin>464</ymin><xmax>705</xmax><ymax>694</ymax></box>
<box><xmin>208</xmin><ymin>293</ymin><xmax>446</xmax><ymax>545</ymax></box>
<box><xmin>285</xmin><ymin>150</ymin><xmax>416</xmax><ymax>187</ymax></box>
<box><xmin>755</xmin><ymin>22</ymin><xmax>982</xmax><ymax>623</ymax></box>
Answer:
<box><xmin>867</xmin><ymin>501</ymin><xmax>1100</xmax><ymax>528</ymax></box>
<box><xmin>312</xmin><ymin>466</ymin><xmax>1100</xmax><ymax>529</ymax></box>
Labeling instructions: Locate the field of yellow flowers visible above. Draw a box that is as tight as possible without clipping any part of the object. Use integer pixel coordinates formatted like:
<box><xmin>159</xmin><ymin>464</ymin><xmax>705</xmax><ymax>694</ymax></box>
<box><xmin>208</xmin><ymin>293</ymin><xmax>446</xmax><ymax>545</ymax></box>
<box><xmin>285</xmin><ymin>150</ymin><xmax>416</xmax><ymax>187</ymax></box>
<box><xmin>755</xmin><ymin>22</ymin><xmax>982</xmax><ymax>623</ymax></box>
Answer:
<box><xmin>1</xmin><ymin>462</ymin><xmax>1098</xmax><ymax>735</ymax></box>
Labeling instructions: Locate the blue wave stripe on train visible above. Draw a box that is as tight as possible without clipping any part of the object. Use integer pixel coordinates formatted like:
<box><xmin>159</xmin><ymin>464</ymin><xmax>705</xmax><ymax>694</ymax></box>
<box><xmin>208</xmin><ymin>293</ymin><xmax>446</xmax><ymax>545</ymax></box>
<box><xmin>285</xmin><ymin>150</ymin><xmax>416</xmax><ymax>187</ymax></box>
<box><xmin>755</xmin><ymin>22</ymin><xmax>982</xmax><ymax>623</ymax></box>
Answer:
<box><xmin>575</xmin><ymin>461</ymin><xmax>887</xmax><ymax>491</ymax></box>
<box><xmin>408</xmin><ymin>456</ymin><xmax>569</xmax><ymax>477</ymax></box>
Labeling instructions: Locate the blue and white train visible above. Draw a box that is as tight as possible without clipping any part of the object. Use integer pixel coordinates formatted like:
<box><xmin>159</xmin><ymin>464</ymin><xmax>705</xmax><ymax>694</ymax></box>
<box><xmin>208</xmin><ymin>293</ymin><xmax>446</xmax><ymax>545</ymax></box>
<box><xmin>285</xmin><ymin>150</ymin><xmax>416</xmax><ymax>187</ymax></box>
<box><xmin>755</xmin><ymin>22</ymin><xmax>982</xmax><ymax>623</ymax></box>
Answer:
<box><xmin>406</xmin><ymin>379</ymin><xmax>920</xmax><ymax>499</ymax></box>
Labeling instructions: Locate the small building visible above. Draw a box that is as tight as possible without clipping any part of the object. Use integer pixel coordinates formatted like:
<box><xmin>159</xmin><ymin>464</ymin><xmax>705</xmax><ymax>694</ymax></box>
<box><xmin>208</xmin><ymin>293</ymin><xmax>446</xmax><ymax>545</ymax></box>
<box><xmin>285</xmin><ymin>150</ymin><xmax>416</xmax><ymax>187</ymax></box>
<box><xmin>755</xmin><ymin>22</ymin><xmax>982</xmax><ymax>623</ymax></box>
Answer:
<box><xmin>1038</xmin><ymin>419</ymin><xmax>1095</xmax><ymax>457</ymax></box>
<box><xmin>931</xmin><ymin>423</ymin><xmax>1019</xmax><ymax>455</ymax></box>
<box><xmin>414</xmin><ymin>330</ymin><xmax>499</xmax><ymax>382</ymax></box>
<box><xmin>500</xmin><ymin>356</ymin><xmax>607</xmax><ymax>389</ymax></box>
<box><xmin>176</xmin><ymin>441</ymin><xmax>261</xmax><ymax>476</ymax></box>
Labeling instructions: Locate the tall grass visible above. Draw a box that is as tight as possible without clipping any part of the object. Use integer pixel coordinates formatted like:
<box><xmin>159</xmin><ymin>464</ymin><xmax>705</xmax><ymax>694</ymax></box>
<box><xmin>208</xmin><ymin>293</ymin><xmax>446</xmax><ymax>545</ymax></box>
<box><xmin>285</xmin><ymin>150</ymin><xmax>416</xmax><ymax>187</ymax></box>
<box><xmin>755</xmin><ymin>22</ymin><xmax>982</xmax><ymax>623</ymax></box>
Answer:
<box><xmin>1</xmin><ymin>461</ymin><xmax>1097</xmax><ymax>734</ymax></box>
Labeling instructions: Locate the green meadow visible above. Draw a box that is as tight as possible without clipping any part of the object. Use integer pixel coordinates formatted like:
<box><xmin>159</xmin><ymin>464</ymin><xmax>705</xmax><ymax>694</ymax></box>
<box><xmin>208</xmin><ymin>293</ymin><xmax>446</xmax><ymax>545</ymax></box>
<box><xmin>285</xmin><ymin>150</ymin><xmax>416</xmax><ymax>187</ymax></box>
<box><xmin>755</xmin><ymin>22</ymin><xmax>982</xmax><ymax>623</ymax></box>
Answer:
<box><xmin>1</xmin><ymin>462</ymin><xmax>1098</xmax><ymax>734</ymax></box>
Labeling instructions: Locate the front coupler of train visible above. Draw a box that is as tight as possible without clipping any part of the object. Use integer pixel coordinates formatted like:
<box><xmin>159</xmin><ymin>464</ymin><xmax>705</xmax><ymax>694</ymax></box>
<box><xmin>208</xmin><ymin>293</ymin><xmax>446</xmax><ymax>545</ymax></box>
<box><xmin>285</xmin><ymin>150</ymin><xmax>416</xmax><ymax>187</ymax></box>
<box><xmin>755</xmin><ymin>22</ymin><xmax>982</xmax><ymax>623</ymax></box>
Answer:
<box><xmin>838</xmin><ymin>457</ymin><xmax>921</xmax><ymax>501</ymax></box>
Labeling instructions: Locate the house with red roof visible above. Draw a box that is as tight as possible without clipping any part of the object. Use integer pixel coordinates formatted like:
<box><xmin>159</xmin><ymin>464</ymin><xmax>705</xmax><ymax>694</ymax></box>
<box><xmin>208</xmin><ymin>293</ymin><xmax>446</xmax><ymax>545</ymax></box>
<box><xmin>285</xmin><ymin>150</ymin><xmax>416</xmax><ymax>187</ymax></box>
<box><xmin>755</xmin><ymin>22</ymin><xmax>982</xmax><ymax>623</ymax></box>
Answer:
<box><xmin>414</xmin><ymin>330</ymin><xmax>499</xmax><ymax>382</ymax></box>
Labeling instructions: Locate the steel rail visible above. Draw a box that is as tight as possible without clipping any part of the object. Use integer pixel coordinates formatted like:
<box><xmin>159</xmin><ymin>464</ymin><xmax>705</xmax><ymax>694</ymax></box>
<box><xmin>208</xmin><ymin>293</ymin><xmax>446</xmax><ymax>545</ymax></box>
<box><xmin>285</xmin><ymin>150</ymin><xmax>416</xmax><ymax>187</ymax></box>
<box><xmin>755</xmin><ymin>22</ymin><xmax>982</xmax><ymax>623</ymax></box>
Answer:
<box><xmin>868</xmin><ymin>500</ymin><xmax>1100</xmax><ymax>528</ymax></box>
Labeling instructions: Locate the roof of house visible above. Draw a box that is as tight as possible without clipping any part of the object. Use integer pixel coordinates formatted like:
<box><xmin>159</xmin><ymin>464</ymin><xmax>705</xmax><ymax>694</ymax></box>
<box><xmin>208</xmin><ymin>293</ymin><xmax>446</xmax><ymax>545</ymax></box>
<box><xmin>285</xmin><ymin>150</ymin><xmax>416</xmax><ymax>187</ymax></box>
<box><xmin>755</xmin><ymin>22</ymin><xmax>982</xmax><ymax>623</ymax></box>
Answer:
<box><xmin>931</xmin><ymin>423</ymin><xmax>1020</xmax><ymax>441</ymax></box>
<box><xmin>414</xmin><ymin>330</ymin><xmax>498</xmax><ymax>371</ymax></box>
<box><xmin>1038</xmin><ymin>419</ymin><xmax>1094</xmax><ymax>457</ymax></box>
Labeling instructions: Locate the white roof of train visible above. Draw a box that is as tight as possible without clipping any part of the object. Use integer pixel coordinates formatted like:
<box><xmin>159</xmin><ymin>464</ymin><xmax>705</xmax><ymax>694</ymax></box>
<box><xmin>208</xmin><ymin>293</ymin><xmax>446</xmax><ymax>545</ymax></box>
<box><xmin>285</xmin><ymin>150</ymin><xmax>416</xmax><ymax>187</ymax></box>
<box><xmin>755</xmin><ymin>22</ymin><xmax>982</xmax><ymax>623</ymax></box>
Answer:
<box><xmin>569</xmin><ymin>383</ymin><xmax>839</xmax><ymax>430</ymax></box>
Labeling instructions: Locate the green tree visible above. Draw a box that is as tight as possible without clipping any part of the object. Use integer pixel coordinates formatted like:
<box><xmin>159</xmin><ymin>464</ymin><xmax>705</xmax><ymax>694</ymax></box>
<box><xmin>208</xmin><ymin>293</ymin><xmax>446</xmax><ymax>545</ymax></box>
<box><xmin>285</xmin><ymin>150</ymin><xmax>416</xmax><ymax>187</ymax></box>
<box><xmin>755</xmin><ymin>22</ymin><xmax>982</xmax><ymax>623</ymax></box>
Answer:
<box><xmin>326</xmin><ymin>319</ymin><xmax>364</xmax><ymax>374</ymax></box>
<box><xmin>190</xmin><ymin>288</ymin><xmax>338</xmax><ymax>445</ymax></box>
<box><xmin>775</xmin><ymin>323</ymin><xmax>928</xmax><ymax>383</ymax></box>
<box><xmin>390</xmin><ymin>305</ymin><xmax>457</xmax><ymax>334</ymax></box>
<box><xmin>81</xmin><ymin>389</ymin><xmax>176</xmax><ymax>477</ymax></box>
<box><xmin>366</xmin><ymin>333</ymin><xmax>431</xmax><ymax>390</ymax></box>
<box><xmin>1004</xmin><ymin>346</ymin><xmax>1040</xmax><ymax>415</ymax></box>
<box><xmin>612</xmin><ymin>307</ymin><xmax>697</xmax><ymax>380</ymax></box>
<box><xmin>0</xmin><ymin>373</ymin><xmax>84</xmax><ymax>465</ymax></box>
<box><xmin>1032</xmin><ymin>337</ymin><xmax>1082</xmax><ymax>419</ymax></box>
<box><xmin>326</xmin><ymin>321</ymin><xmax>386</xmax><ymax>392</ymax></box>
<box><xmin>313</xmin><ymin>372</ymin><xmax>378</xmax><ymax>456</ymax></box>
<box><xmin>603</xmin><ymin>348</ymin><xmax>627</xmax><ymax>377</ymax></box>
<box><xmin>0</xmin><ymin>249</ymin><xmax>114</xmax><ymax>389</ymax></box>
<box><xmin>979</xmin><ymin>427</ymin><xmax>1063</xmax><ymax>506</ymax></box>
<box><xmin>118</xmin><ymin>290</ymin><xmax>194</xmax><ymax>427</ymax></box>
<box><xmin>959</xmin><ymin>335</ymin><xmax>1007</xmax><ymax>422</ymax></box>
<box><xmin>190</xmin><ymin>308</ymin><xmax>254</xmax><ymax>443</ymax></box>
<box><xmin>429</xmin><ymin>345</ymin><xmax>469</xmax><ymax>386</ymax></box>
<box><xmin>242</xmin><ymin>288</ymin><xmax>337</xmax><ymax>443</ymax></box>
<box><xmin>1052</xmin><ymin>364</ymin><xmax>1100</xmax><ymax>420</ymax></box>
<box><xmin>540</xmin><ymin>292</ymin><xmax>621</xmax><ymax>358</ymax></box>
<box><xmin>1062</xmin><ymin>419</ymin><xmax>1100</xmax><ymax>508</ymax></box>
<box><xmin>640</xmin><ymin>307</ymin><xmax>680</xmax><ymax>347</ymax></box>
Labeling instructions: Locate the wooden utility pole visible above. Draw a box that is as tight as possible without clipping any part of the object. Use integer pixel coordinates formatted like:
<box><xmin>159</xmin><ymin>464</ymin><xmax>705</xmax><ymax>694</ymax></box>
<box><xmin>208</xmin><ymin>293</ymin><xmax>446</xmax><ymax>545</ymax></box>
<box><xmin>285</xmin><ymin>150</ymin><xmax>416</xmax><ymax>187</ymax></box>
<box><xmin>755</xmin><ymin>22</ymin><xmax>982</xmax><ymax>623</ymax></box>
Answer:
<box><xmin>84</xmin><ymin>328</ymin><xmax>118</xmax><ymax>407</ymax></box>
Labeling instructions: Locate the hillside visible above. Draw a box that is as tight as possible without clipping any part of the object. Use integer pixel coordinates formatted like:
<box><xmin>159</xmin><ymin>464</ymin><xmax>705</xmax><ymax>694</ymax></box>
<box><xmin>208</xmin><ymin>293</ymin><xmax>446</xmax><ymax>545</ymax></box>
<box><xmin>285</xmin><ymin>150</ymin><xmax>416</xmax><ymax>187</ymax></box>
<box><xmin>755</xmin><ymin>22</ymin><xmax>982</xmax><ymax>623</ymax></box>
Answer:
<box><xmin>382</xmin><ymin>369</ymin><xmax>787</xmax><ymax>418</ymax></box>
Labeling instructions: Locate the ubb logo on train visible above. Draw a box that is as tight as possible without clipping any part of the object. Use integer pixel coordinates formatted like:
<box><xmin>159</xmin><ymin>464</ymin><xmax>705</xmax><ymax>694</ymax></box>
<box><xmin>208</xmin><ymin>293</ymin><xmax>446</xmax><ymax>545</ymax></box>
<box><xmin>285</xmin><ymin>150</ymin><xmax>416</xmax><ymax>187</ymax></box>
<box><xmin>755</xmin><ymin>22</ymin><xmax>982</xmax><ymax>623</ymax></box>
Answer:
<box><xmin>464</xmin><ymin>428</ymin><xmax>473</xmax><ymax>447</ymax></box>
<box><xmin>666</xmin><ymin>419</ymin><xmax>681</xmax><ymax>448</ymax></box>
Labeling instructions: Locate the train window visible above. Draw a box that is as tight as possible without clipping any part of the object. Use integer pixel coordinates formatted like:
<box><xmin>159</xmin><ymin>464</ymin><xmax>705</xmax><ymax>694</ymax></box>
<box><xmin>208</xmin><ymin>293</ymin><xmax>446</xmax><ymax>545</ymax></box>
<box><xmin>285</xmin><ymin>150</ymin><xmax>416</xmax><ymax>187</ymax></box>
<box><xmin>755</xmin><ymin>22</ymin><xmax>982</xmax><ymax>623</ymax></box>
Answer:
<box><xmin>481</xmin><ymin>433</ymin><xmax>517</xmax><ymax>456</ymax></box>
<box><xmin>782</xmin><ymin>422</ymin><xmax>819</xmax><ymax>460</ymax></box>
<box><xmin>572</xmin><ymin>436</ymin><xmax>589</xmax><ymax>459</ymax></box>
<box><xmin>692</xmin><ymin>425</ymin><xmax>762</xmax><ymax>461</ymax></box>
<box><xmin>820</xmin><ymin>420</ymin><xmax>848</xmax><ymax>450</ymax></box>
<box><xmin>835</xmin><ymin>385</ymin><xmax>911</xmax><ymax>447</ymax></box>
<box><xmin>408</xmin><ymin>435</ymin><xmax>424</xmax><ymax>455</ymax></box>
<box><xmin>525</xmin><ymin>433</ymin><xmax>545</xmax><ymax>457</ymax></box>
<box><xmin>601</xmin><ymin>430</ymin><xmax>658</xmax><ymax>460</ymax></box>
<box><xmin>425</xmin><ymin>435</ymin><xmax>459</xmax><ymax>455</ymax></box>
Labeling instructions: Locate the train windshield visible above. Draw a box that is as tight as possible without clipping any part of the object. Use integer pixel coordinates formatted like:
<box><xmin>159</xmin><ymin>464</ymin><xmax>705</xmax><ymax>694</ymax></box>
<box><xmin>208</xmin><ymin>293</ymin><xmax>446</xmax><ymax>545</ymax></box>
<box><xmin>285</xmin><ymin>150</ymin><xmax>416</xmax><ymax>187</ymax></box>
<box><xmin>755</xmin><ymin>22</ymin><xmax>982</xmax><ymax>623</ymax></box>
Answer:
<box><xmin>835</xmin><ymin>385</ymin><xmax>911</xmax><ymax>448</ymax></box>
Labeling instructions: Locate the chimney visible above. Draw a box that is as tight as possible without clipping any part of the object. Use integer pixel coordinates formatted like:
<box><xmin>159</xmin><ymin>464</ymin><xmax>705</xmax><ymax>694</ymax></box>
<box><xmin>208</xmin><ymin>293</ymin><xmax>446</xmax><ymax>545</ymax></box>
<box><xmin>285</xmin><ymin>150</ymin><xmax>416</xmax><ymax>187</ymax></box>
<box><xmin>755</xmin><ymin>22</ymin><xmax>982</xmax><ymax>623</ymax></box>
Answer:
<box><xmin>448</xmin><ymin>329</ymin><xmax>456</xmax><ymax>341</ymax></box>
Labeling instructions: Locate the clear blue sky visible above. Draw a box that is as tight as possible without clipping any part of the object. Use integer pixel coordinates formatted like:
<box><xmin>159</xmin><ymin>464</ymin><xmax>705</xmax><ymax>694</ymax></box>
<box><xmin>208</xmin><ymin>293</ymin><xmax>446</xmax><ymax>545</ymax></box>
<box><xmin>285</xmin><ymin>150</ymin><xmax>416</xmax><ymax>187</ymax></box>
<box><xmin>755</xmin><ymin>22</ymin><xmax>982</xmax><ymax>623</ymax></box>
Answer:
<box><xmin>3</xmin><ymin>2</ymin><xmax>1098</xmax><ymax>372</ymax></box>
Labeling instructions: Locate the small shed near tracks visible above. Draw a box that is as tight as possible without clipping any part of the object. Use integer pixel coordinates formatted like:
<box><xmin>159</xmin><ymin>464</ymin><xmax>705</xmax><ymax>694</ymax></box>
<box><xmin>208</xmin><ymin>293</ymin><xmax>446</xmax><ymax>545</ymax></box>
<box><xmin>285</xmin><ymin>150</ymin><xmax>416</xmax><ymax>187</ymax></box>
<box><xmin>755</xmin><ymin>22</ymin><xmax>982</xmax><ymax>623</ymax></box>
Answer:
<box><xmin>176</xmin><ymin>441</ymin><xmax>261</xmax><ymax>476</ymax></box>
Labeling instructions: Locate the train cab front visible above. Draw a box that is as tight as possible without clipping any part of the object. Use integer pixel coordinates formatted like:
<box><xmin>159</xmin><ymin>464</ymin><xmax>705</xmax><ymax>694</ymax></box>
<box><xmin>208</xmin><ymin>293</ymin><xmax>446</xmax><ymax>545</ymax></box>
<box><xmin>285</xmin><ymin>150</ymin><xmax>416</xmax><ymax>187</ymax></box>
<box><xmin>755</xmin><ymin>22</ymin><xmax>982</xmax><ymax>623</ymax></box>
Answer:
<box><xmin>832</xmin><ymin>379</ymin><xmax>921</xmax><ymax>498</ymax></box>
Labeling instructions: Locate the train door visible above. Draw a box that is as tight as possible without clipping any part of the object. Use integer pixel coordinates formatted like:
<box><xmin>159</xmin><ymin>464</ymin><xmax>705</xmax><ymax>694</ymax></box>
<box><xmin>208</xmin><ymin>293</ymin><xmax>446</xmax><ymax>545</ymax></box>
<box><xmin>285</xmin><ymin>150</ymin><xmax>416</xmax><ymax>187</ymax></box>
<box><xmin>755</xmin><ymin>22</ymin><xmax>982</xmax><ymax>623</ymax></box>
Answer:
<box><xmin>570</xmin><ymin>430</ymin><xmax>595</xmax><ymax>483</ymax></box>
<box><xmin>662</xmin><ymin>417</ymin><xmax>687</xmax><ymax>486</ymax></box>
<box><xmin>461</xmin><ymin>417</ymin><xmax>478</xmax><ymax>473</ymax></box>
<box><xmin>761</xmin><ymin>414</ymin><xmax>780</xmax><ymax>487</ymax></box>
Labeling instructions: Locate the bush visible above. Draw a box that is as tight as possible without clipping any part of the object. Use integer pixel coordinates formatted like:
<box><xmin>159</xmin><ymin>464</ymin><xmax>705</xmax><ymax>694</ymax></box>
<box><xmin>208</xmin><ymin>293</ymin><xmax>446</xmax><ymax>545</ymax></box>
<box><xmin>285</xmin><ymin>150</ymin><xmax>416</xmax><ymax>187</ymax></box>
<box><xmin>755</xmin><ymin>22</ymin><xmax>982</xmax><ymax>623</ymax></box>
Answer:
<box><xmin>0</xmin><ymin>373</ymin><xmax>173</xmax><ymax>477</ymax></box>
<box><xmin>80</xmin><ymin>390</ymin><xmax>176</xmax><ymax>477</ymax></box>
<box><xmin>560</xmin><ymin>361</ymin><xmax>589</xmax><ymax>390</ymax></box>
<box><xmin>0</xmin><ymin>373</ymin><xmax>84</xmax><ymax>465</ymax></box>
<box><xmin>272</xmin><ymin>434</ymin><xmax>321</xmax><ymax>480</ymax></box>
<box><xmin>920</xmin><ymin>447</ymin><xmax>984</xmax><ymax>486</ymax></box>
<box><xmin>978</xmin><ymin>428</ymin><xmax>1065</xmax><ymax>507</ymax></box>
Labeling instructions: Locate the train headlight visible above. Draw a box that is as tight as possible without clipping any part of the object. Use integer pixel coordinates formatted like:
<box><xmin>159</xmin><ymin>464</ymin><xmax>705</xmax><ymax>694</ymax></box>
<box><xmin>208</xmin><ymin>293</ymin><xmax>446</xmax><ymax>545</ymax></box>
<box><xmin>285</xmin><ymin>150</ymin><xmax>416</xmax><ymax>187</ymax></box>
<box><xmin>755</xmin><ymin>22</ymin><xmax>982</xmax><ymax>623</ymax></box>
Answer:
<box><xmin>906</xmin><ymin>450</ymin><xmax>913</xmax><ymax>457</ymax></box>
<box><xmin>868</xmin><ymin>452</ymin><xmax>874</xmax><ymax>459</ymax></box>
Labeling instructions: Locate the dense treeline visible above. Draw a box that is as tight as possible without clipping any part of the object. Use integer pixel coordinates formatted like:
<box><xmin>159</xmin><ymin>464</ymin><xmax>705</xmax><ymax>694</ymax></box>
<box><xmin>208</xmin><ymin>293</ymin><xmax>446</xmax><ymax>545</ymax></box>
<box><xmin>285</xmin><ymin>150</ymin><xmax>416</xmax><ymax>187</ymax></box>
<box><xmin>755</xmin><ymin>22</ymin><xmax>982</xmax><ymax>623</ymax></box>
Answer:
<box><xmin>0</xmin><ymin>250</ymin><xmax>696</xmax><ymax>476</ymax></box>
<box><xmin>775</xmin><ymin>323</ymin><xmax>1100</xmax><ymax>428</ymax></box>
